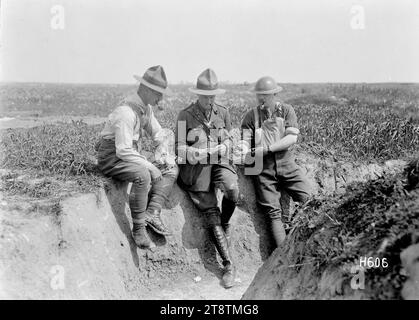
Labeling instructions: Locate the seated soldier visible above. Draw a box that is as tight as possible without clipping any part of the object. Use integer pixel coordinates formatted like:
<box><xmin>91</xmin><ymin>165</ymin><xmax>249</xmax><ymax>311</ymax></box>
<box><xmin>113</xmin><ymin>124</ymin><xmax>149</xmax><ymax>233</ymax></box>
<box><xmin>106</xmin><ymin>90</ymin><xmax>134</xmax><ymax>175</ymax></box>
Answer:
<box><xmin>240</xmin><ymin>76</ymin><xmax>311</xmax><ymax>247</ymax></box>
<box><xmin>175</xmin><ymin>69</ymin><xmax>238</xmax><ymax>289</ymax></box>
<box><xmin>97</xmin><ymin>65</ymin><xmax>178</xmax><ymax>249</ymax></box>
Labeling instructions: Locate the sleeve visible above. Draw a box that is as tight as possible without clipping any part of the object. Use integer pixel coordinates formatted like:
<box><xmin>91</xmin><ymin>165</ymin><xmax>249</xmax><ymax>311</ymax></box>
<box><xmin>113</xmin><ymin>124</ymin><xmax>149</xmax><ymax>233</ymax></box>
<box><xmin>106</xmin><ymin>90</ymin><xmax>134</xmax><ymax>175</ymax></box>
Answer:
<box><xmin>114</xmin><ymin>110</ymin><xmax>152</xmax><ymax>168</ymax></box>
<box><xmin>284</xmin><ymin>105</ymin><xmax>300</xmax><ymax>135</ymax></box>
<box><xmin>143</xmin><ymin>106</ymin><xmax>164</xmax><ymax>145</ymax></box>
<box><xmin>175</xmin><ymin>110</ymin><xmax>188</xmax><ymax>156</ymax></box>
<box><xmin>141</xmin><ymin>106</ymin><xmax>173</xmax><ymax>160</ymax></box>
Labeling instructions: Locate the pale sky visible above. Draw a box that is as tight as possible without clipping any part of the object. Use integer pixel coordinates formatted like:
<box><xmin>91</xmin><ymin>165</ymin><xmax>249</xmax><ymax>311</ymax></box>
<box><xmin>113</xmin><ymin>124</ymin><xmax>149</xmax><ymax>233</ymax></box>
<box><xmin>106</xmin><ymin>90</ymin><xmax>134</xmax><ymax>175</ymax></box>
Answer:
<box><xmin>1</xmin><ymin>0</ymin><xmax>419</xmax><ymax>83</ymax></box>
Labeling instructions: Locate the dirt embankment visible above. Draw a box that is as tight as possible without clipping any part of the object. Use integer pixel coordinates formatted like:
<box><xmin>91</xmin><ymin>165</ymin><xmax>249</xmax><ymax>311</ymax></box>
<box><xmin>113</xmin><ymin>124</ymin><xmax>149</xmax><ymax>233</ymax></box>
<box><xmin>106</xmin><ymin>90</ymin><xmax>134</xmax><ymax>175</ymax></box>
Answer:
<box><xmin>243</xmin><ymin>159</ymin><xmax>419</xmax><ymax>300</ymax></box>
<box><xmin>0</xmin><ymin>153</ymin><xmax>407</xmax><ymax>299</ymax></box>
<box><xmin>242</xmin><ymin>225</ymin><xmax>419</xmax><ymax>300</ymax></box>
<box><xmin>0</xmin><ymin>176</ymin><xmax>273</xmax><ymax>299</ymax></box>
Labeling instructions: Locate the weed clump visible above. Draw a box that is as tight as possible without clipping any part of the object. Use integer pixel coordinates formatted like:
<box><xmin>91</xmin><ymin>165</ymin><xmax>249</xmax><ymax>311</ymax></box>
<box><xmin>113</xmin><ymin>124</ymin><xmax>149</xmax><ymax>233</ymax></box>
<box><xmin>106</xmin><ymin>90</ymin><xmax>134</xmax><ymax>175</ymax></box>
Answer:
<box><xmin>406</xmin><ymin>157</ymin><xmax>419</xmax><ymax>190</ymax></box>
<box><xmin>1</xmin><ymin>121</ymin><xmax>101</xmax><ymax>176</ymax></box>
<box><xmin>0</xmin><ymin>121</ymin><xmax>105</xmax><ymax>197</ymax></box>
<box><xmin>295</xmin><ymin>104</ymin><xmax>419</xmax><ymax>161</ymax></box>
<box><xmin>0</xmin><ymin>173</ymin><xmax>61</xmax><ymax>198</ymax></box>
<box><xmin>290</xmin><ymin>159</ymin><xmax>419</xmax><ymax>299</ymax></box>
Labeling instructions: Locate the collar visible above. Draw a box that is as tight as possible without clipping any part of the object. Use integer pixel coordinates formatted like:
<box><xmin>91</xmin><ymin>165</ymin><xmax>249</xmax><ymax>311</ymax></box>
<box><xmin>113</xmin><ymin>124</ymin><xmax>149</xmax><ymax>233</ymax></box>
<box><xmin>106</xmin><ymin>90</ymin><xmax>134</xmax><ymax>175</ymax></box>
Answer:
<box><xmin>259</xmin><ymin>102</ymin><xmax>282</xmax><ymax>118</ymax></box>
<box><xmin>196</xmin><ymin>100</ymin><xmax>218</xmax><ymax>115</ymax></box>
<box><xmin>274</xmin><ymin>101</ymin><xmax>283</xmax><ymax>113</ymax></box>
<box><xmin>122</xmin><ymin>93</ymin><xmax>148</xmax><ymax>115</ymax></box>
<box><xmin>187</xmin><ymin>101</ymin><xmax>214</xmax><ymax>129</ymax></box>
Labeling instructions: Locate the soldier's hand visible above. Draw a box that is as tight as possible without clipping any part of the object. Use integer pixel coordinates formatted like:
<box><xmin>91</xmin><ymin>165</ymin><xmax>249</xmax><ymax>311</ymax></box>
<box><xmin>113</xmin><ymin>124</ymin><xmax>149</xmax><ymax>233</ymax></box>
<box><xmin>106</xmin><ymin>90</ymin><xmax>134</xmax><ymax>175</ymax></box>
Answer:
<box><xmin>153</xmin><ymin>154</ymin><xmax>165</xmax><ymax>166</ymax></box>
<box><xmin>241</xmin><ymin>146</ymin><xmax>266</xmax><ymax>165</ymax></box>
<box><xmin>243</xmin><ymin>150</ymin><xmax>254</xmax><ymax>165</ymax></box>
<box><xmin>187</xmin><ymin>147</ymin><xmax>208</xmax><ymax>162</ymax></box>
<box><xmin>231</xmin><ymin>141</ymin><xmax>249</xmax><ymax>165</ymax></box>
<box><xmin>164</xmin><ymin>154</ymin><xmax>177</xmax><ymax>167</ymax></box>
<box><xmin>214</xmin><ymin>144</ymin><xmax>227</xmax><ymax>156</ymax></box>
<box><xmin>148</xmin><ymin>163</ymin><xmax>162</xmax><ymax>182</ymax></box>
<box><xmin>233</xmin><ymin>141</ymin><xmax>249</xmax><ymax>155</ymax></box>
<box><xmin>195</xmin><ymin>149</ymin><xmax>209</xmax><ymax>161</ymax></box>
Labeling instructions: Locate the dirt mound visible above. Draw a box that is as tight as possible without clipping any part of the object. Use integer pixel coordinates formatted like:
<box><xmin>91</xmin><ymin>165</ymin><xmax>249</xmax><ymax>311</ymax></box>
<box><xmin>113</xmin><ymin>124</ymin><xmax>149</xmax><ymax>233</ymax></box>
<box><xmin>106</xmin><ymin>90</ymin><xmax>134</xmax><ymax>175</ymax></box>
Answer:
<box><xmin>0</xmin><ymin>154</ymin><xmax>407</xmax><ymax>299</ymax></box>
<box><xmin>243</xmin><ymin>161</ymin><xmax>419</xmax><ymax>300</ymax></box>
<box><xmin>0</xmin><ymin>175</ymin><xmax>272</xmax><ymax>299</ymax></box>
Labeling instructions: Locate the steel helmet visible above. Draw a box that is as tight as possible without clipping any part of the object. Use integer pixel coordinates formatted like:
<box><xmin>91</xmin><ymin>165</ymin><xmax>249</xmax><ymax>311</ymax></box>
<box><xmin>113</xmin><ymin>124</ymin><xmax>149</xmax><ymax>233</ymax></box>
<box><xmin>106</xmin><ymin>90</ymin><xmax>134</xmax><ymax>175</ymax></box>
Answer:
<box><xmin>253</xmin><ymin>76</ymin><xmax>283</xmax><ymax>94</ymax></box>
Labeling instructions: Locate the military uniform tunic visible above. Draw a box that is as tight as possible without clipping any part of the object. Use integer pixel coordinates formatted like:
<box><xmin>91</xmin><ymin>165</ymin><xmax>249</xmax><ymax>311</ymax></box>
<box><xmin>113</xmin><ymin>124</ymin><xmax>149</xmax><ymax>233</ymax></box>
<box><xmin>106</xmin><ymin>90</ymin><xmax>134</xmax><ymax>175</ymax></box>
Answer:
<box><xmin>175</xmin><ymin>101</ymin><xmax>239</xmax><ymax>226</ymax></box>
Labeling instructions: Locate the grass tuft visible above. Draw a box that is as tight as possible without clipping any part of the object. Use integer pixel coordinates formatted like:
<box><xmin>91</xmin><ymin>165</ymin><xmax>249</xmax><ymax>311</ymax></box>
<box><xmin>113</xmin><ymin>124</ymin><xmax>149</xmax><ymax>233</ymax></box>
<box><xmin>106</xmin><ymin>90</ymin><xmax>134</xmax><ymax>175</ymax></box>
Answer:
<box><xmin>289</xmin><ymin>160</ymin><xmax>419</xmax><ymax>299</ymax></box>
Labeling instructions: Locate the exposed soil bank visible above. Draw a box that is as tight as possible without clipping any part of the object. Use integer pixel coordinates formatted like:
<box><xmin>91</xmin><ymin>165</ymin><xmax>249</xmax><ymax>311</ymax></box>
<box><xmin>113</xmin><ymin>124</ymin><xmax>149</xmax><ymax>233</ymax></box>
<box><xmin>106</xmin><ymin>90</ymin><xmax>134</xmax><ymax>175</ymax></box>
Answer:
<box><xmin>242</xmin><ymin>226</ymin><xmax>419</xmax><ymax>300</ymax></box>
<box><xmin>0</xmin><ymin>176</ymin><xmax>271</xmax><ymax>299</ymax></box>
<box><xmin>0</xmin><ymin>154</ymin><xmax>407</xmax><ymax>299</ymax></box>
<box><xmin>243</xmin><ymin>160</ymin><xmax>418</xmax><ymax>300</ymax></box>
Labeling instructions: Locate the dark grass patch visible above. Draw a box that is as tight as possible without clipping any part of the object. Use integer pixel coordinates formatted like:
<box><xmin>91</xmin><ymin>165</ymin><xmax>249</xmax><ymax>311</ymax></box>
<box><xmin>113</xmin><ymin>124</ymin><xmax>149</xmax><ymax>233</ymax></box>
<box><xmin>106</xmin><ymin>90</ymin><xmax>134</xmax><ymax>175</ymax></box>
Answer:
<box><xmin>0</xmin><ymin>173</ymin><xmax>61</xmax><ymax>198</ymax></box>
<box><xmin>2</xmin><ymin>109</ymin><xmax>417</xmax><ymax>179</ymax></box>
<box><xmin>0</xmin><ymin>83</ymin><xmax>418</xmax><ymax>197</ymax></box>
<box><xmin>406</xmin><ymin>157</ymin><xmax>419</xmax><ymax>190</ymax></box>
<box><xmin>295</xmin><ymin>104</ymin><xmax>419</xmax><ymax>161</ymax></box>
<box><xmin>0</xmin><ymin>170</ymin><xmax>104</xmax><ymax>199</ymax></box>
<box><xmin>1</xmin><ymin>120</ymin><xmax>102</xmax><ymax>176</ymax></box>
<box><xmin>289</xmin><ymin>159</ymin><xmax>419</xmax><ymax>299</ymax></box>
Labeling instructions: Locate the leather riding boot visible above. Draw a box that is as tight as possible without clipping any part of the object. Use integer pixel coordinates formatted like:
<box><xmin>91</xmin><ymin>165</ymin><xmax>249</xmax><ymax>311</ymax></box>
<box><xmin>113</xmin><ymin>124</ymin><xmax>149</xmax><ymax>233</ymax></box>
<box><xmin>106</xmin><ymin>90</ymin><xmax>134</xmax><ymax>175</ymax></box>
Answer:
<box><xmin>222</xmin><ymin>262</ymin><xmax>235</xmax><ymax>289</ymax></box>
<box><xmin>223</xmin><ymin>224</ymin><xmax>231</xmax><ymax>247</ymax></box>
<box><xmin>211</xmin><ymin>225</ymin><xmax>235</xmax><ymax>288</ymax></box>
<box><xmin>221</xmin><ymin>197</ymin><xmax>236</xmax><ymax>246</ymax></box>
<box><xmin>145</xmin><ymin>209</ymin><xmax>171</xmax><ymax>236</ymax></box>
<box><xmin>271</xmin><ymin>218</ymin><xmax>286</xmax><ymax>247</ymax></box>
<box><xmin>132</xmin><ymin>223</ymin><xmax>151</xmax><ymax>249</ymax></box>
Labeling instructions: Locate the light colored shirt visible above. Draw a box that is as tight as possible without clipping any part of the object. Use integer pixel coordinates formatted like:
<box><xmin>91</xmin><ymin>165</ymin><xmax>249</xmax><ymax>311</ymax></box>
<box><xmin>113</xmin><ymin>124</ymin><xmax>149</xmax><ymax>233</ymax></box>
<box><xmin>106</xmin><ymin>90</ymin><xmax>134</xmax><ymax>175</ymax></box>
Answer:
<box><xmin>241</xmin><ymin>101</ymin><xmax>300</xmax><ymax>146</ymax></box>
<box><xmin>100</xmin><ymin>93</ymin><xmax>167</xmax><ymax>167</ymax></box>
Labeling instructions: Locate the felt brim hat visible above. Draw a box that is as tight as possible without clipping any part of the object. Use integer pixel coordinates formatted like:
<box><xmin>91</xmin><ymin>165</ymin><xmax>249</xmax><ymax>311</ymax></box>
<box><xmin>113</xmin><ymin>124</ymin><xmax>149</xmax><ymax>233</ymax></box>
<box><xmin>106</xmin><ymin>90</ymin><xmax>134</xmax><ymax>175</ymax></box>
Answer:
<box><xmin>133</xmin><ymin>65</ymin><xmax>172</xmax><ymax>95</ymax></box>
<box><xmin>189</xmin><ymin>68</ymin><xmax>225</xmax><ymax>95</ymax></box>
<box><xmin>252</xmin><ymin>76</ymin><xmax>283</xmax><ymax>94</ymax></box>
<box><xmin>188</xmin><ymin>87</ymin><xmax>226</xmax><ymax>95</ymax></box>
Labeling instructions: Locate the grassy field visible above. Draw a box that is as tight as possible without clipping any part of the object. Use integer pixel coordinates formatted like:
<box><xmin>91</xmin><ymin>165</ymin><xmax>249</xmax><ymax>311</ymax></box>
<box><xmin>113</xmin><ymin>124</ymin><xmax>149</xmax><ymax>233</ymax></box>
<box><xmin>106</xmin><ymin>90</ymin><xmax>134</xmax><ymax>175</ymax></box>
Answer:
<box><xmin>1</xmin><ymin>82</ymin><xmax>419</xmax><ymax>120</ymax></box>
<box><xmin>1</xmin><ymin>83</ymin><xmax>418</xmax><ymax>299</ymax></box>
<box><xmin>0</xmin><ymin>82</ymin><xmax>418</xmax><ymax>197</ymax></box>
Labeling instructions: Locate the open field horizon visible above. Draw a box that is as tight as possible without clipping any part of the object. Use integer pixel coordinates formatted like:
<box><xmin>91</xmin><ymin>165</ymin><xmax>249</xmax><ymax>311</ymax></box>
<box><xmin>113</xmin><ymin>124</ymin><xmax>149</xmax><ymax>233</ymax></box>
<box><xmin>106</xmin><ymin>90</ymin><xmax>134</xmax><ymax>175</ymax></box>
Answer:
<box><xmin>1</xmin><ymin>82</ymin><xmax>418</xmax><ymax>174</ymax></box>
<box><xmin>2</xmin><ymin>81</ymin><xmax>419</xmax><ymax>87</ymax></box>
<box><xmin>2</xmin><ymin>82</ymin><xmax>419</xmax><ymax>116</ymax></box>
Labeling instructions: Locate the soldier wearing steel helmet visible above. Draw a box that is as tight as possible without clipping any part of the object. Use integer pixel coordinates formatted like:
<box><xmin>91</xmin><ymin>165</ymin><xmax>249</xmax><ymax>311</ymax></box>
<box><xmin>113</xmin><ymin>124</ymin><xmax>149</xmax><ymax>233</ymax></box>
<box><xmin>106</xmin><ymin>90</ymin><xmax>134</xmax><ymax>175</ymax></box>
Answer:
<box><xmin>240</xmin><ymin>76</ymin><xmax>311</xmax><ymax>247</ymax></box>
